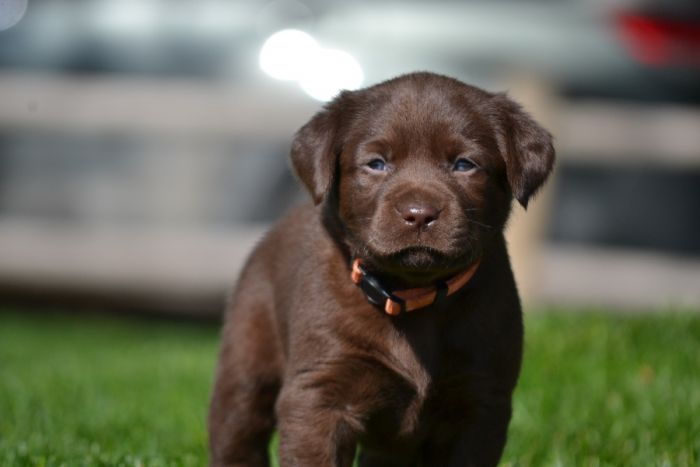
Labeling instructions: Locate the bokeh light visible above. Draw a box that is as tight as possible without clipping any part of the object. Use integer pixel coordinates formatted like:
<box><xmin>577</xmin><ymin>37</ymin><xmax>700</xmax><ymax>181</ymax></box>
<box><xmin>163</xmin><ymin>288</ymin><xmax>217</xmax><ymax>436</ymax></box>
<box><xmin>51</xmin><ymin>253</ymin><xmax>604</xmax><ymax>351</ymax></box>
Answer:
<box><xmin>299</xmin><ymin>48</ymin><xmax>364</xmax><ymax>101</ymax></box>
<box><xmin>259</xmin><ymin>29</ymin><xmax>364</xmax><ymax>101</ymax></box>
<box><xmin>0</xmin><ymin>0</ymin><xmax>28</xmax><ymax>31</ymax></box>
<box><xmin>258</xmin><ymin>29</ymin><xmax>319</xmax><ymax>81</ymax></box>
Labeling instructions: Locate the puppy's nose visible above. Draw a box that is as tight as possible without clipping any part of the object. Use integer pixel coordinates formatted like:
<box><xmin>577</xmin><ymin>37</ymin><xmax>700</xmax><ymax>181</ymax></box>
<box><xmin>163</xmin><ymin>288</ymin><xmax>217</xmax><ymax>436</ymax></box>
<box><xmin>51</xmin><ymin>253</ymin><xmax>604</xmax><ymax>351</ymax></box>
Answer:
<box><xmin>396</xmin><ymin>202</ymin><xmax>440</xmax><ymax>228</ymax></box>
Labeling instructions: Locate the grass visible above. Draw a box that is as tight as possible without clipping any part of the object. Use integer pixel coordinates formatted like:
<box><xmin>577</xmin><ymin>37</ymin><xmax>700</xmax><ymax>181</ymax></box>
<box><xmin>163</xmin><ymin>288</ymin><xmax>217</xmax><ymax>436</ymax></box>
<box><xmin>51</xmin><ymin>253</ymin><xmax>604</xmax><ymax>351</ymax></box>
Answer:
<box><xmin>0</xmin><ymin>312</ymin><xmax>216</xmax><ymax>466</ymax></box>
<box><xmin>505</xmin><ymin>311</ymin><xmax>700</xmax><ymax>466</ymax></box>
<box><xmin>0</xmin><ymin>310</ymin><xmax>698</xmax><ymax>466</ymax></box>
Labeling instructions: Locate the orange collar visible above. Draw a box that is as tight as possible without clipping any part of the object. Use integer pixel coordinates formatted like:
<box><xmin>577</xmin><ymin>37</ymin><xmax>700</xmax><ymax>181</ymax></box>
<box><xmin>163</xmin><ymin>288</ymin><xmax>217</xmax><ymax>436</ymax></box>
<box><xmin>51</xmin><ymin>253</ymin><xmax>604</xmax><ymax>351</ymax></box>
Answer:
<box><xmin>351</xmin><ymin>258</ymin><xmax>480</xmax><ymax>315</ymax></box>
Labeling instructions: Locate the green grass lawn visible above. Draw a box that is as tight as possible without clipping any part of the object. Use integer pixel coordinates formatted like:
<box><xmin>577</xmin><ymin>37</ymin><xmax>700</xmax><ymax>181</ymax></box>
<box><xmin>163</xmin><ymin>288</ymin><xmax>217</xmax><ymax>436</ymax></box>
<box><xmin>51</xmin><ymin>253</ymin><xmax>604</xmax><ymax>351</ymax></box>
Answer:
<box><xmin>0</xmin><ymin>310</ymin><xmax>698</xmax><ymax>466</ymax></box>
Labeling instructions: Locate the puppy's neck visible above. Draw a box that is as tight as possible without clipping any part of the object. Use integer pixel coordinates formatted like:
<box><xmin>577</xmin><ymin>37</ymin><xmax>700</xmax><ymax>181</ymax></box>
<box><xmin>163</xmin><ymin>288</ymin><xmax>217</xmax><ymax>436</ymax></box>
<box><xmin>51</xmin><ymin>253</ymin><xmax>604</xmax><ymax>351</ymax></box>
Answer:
<box><xmin>350</xmin><ymin>257</ymin><xmax>481</xmax><ymax>315</ymax></box>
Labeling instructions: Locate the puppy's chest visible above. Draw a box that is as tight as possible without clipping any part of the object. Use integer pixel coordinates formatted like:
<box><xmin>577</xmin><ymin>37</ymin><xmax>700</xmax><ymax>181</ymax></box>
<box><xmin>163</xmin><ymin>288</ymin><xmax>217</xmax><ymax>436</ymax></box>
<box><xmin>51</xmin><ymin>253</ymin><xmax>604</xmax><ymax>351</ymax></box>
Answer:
<box><xmin>359</xmin><ymin>323</ymin><xmax>477</xmax><ymax>439</ymax></box>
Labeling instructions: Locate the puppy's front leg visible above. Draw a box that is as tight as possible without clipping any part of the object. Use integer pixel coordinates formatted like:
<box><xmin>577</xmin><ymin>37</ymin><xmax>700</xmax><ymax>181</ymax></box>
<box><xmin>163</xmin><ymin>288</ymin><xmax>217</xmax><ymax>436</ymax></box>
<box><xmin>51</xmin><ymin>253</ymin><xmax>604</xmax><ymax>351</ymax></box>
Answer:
<box><xmin>446</xmin><ymin>401</ymin><xmax>512</xmax><ymax>467</ymax></box>
<box><xmin>276</xmin><ymin>385</ymin><xmax>358</xmax><ymax>467</ymax></box>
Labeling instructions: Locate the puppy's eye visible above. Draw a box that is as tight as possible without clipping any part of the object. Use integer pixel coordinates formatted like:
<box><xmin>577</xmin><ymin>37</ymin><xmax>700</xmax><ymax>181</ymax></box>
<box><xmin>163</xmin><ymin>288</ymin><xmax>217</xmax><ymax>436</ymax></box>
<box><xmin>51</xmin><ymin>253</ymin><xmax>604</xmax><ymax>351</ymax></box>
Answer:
<box><xmin>366</xmin><ymin>159</ymin><xmax>387</xmax><ymax>171</ymax></box>
<box><xmin>452</xmin><ymin>158</ymin><xmax>476</xmax><ymax>172</ymax></box>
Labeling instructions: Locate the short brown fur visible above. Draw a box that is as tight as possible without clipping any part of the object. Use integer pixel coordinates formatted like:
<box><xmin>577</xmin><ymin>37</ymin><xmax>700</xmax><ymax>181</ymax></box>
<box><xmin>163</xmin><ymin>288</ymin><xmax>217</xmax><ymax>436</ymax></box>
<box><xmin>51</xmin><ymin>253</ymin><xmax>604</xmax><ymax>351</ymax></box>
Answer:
<box><xmin>209</xmin><ymin>72</ymin><xmax>555</xmax><ymax>467</ymax></box>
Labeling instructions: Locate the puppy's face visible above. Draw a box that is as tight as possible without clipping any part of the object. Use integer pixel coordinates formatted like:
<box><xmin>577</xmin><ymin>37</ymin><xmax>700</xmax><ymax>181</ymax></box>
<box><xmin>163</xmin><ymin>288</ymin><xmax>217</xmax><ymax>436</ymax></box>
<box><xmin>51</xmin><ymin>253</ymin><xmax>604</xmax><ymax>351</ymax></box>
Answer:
<box><xmin>291</xmin><ymin>73</ymin><xmax>554</xmax><ymax>283</ymax></box>
<box><xmin>335</xmin><ymin>86</ymin><xmax>510</xmax><ymax>281</ymax></box>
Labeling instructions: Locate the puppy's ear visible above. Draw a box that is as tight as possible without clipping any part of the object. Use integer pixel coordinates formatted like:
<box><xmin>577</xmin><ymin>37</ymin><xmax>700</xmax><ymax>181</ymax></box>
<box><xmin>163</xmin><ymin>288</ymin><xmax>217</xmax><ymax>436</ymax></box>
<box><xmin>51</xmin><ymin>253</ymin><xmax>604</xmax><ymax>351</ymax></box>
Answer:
<box><xmin>492</xmin><ymin>94</ymin><xmax>555</xmax><ymax>209</ymax></box>
<box><xmin>290</xmin><ymin>98</ymin><xmax>346</xmax><ymax>205</ymax></box>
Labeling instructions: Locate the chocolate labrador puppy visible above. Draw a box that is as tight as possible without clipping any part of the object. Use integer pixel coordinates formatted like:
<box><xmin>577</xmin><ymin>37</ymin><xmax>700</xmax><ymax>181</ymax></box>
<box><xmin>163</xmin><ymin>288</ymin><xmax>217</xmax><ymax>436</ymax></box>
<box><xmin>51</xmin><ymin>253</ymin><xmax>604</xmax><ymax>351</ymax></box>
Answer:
<box><xmin>209</xmin><ymin>72</ymin><xmax>554</xmax><ymax>467</ymax></box>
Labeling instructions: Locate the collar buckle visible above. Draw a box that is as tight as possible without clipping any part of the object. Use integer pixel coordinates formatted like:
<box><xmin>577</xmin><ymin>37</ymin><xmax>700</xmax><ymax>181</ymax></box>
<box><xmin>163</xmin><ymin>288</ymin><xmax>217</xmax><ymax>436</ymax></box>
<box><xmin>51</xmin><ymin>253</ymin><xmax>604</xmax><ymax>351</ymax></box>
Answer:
<box><xmin>351</xmin><ymin>260</ymin><xmax>405</xmax><ymax>315</ymax></box>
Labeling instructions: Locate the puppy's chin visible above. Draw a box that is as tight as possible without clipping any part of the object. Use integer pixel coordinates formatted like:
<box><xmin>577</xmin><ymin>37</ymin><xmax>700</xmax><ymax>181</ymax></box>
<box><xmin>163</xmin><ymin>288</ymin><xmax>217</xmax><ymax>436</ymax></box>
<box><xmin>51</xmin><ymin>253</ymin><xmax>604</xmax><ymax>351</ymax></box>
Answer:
<box><xmin>390</xmin><ymin>247</ymin><xmax>444</xmax><ymax>270</ymax></box>
<box><xmin>366</xmin><ymin>246</ymin><xmax>472</xmax><ymax>285</ymax></box>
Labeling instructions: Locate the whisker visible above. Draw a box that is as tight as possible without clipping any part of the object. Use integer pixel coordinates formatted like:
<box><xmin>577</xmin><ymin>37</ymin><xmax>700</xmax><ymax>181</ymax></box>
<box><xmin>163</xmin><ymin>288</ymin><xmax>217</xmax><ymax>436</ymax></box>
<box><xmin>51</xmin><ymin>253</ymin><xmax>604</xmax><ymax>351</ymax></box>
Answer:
<box><xmin>466</xmin><ymin>219</ymin><xmax>493</xmax><ymax>230</ymax></box>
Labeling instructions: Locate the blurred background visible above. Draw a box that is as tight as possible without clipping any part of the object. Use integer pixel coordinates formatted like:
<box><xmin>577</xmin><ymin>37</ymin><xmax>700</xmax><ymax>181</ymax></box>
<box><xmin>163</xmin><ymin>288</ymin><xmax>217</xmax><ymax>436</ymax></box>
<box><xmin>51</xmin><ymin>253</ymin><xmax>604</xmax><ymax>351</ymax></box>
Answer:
<box><xmin>1</xmin><ymin>0</ymin><xmax>699</xmax><ymax>317</ymax></box>
<box><xmin>1</xmin><ymin>1</ymin><xmax>699</xmax><ymax>465</ymax></box>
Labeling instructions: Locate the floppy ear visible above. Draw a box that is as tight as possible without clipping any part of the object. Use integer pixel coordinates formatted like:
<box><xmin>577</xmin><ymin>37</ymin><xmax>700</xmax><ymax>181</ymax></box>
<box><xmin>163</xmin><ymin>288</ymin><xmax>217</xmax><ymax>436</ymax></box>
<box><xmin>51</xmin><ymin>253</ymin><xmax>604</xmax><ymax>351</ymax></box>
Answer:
<box><xmin>492</xmin><ymin>94</ymin><xmax>555</xmax><ymax>209</ymax></box>
<box><xmin>290</xmin><ymin>100</ymin><xmax>344</xmax><ymax>205</ymax></box>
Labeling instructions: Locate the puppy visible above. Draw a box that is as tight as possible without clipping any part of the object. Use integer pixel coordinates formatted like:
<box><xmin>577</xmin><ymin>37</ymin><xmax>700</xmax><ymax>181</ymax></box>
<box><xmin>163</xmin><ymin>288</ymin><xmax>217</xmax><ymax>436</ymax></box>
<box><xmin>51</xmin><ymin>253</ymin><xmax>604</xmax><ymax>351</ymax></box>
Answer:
<box><xmin>209</xmin><ymin>72</ymin><xmax>554</xmax><ymax>467</ymax></box>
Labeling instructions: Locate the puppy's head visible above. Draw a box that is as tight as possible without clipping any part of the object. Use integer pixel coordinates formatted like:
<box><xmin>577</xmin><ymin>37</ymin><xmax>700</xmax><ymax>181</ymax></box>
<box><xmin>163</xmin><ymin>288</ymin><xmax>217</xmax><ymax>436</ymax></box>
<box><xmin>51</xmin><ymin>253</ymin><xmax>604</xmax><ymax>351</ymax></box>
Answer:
<box><xmin>291</xmin><ymin>72</ymin><xmax>554</xmax><ymax>283</ymax></box>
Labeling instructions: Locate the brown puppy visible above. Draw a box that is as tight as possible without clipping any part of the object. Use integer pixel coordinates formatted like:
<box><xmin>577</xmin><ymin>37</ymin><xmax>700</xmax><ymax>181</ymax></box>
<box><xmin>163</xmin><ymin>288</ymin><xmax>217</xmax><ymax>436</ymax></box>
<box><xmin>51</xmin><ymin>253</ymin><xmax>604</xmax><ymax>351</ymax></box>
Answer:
<box><xmin>209</xmin><ymin>72</ymin><xmax>554</xmax><ymax>467</ymax></box>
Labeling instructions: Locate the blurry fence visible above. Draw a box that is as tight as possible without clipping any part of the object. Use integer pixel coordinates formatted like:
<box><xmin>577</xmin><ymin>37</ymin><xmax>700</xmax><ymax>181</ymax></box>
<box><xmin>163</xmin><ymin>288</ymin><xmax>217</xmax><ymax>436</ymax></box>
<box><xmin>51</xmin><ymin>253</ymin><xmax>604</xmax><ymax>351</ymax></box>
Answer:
<box><xmin>538</xmin><ymin>101</ymin><xmax>700</xmax><ymax>309</ymax></box>
<box><xmin>1</xmin><ymin>71</ymin><xmax>699</xmax><ymax>314</ymax></box>
<box><xmin>0</xmin><ymin>72</ymin><xmax>316</xmax><ymax>315</ymax></box>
